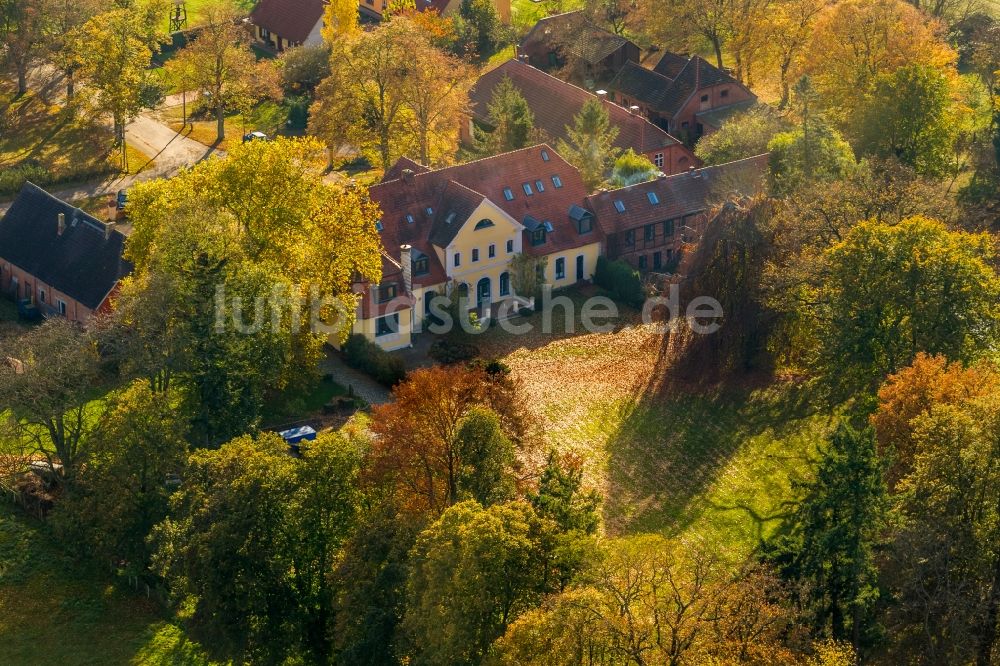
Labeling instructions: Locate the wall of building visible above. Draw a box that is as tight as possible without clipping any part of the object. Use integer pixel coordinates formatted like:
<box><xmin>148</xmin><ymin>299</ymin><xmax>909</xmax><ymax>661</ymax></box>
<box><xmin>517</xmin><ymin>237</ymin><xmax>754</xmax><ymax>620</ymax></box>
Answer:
<box><xmin>0</xmin><ymin>260</ymin><xmax>94</xmax><ymax>323</ymax></box>
<box><xmin>671</xmin><ymin>83</ymin><xmax>754</xmax><ymax>138</ymax></box>
<box><xmin>445</xmin><ymin>200</ymin><xmax>523</xmax><ymax>301</ymax></box>
<box><xmin>541</xmin><ymin>240</ymin><xmax>602</xmax><ymax>286</ymax></box>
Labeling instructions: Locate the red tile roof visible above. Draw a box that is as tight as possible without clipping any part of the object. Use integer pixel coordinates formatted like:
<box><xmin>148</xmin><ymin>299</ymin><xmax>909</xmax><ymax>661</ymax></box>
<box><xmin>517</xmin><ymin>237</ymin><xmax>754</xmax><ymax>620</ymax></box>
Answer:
<box><xmin>249</xmin><ymin>0</ymin><xmax>324</xmax><ymax>43</ymax></box>
<box><xmin>585</xmin><ymin>154</ymin><xmax>769</xmax><ymax>235</ymax></box>
<box><xmin>373</xmin><ymin>145</ymin><xmax>595</xmax><ymax>260</ymax></box>
<box><xmin>471</xmin><ymin>59</ymin><xmax>685</xmax><ymax>155</ymax></box>
<box><xmin>611</xmin><ymin>54</ymin><xmax>752</xmax><ymax>117</ymax></box>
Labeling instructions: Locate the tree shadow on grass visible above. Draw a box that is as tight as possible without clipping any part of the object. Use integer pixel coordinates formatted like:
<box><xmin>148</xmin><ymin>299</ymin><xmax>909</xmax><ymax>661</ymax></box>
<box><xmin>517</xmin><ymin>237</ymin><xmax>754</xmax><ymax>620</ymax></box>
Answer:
<box><xmin>601</xmin><ymin>330</ymin><xmax>831</xmax><ymax>539</ymax></box>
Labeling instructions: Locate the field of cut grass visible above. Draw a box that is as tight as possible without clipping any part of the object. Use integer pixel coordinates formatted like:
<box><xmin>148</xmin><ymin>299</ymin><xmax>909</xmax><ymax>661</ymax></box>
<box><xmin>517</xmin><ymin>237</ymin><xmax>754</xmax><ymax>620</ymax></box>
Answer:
<box><xmin>475</xmin><ymin>287</ymin><xmax>836</xmax><ymax>557</ymax></box>
<box><xmin>0</xmin><ymin>503</ymin><xmax>218</xmax><ymax>666</ymax></box>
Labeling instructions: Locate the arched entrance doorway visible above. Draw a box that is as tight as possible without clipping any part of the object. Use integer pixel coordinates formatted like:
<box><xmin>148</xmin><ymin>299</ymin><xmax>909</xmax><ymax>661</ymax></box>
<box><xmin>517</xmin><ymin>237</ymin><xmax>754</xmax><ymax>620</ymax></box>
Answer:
<box><xmin>476</xmin><ymin>277</ymin><xmax>491</xmax><ymax>313</ymax></box>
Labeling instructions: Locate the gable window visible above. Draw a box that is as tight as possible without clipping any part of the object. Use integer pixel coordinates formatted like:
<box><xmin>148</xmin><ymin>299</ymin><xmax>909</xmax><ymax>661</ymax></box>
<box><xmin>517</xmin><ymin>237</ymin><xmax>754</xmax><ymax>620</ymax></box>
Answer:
<box><xmin>653</xmin><ymin>153</ymin><xmax>664</xmax><ymax>168</ymax></box>
<box><xmin>647</xmin><ymin>191</ymin><xmax>660</xmax><ymax>205</ymax></box>
<box><xmin>613</xmin><ymin>200</ymin><xmax>625</xmax><ymax>213</ymax></box>
<box><xmin>551</xmin><ymin>175</ymin><xmax>563</xmax><ymax>188</ymax></box>
<box><xmin>531</xmin><ymin>228</ymin><xmax>546</xmax><ymax>246</ymax></box>
<box><xmin>522</xmin><ymin>183</ymin><xmax>534</xmax><ymax>196</ymax></box>
<box><xmin>644</xmin><ymin>224</ymin><xmax>655</xmax><ymax>242</ymax></box>
<box><xmin>638</xmin><ymin>255</ymin><xmax>647</xmax><ymax>269</ymax></box>
<box><xmin>541</xmin><ymin>150</ymin><xmax>550</xmax><ymax>161</ymax></box>
<box><xmin>454</xmin><ymin>252</ymin><xmax>461</xmax><ymax>267</ymax></box>
<box><xmin>625</xmin><ymin>229</ymin><xmax>635</xmax><ymax>246</ymax></box>
<box><xmin>377</xmin><ymin>283</ymin><xmax>397</xmax><ymax>303</ymax></box>
<box><xmin>375</xmin><ymin>313</ymin><xmax>399</xmax><ymax>337</ymax></box>
<box><xmin>488</xmin><ymin>244</ymin><xmax>496</xmax><ymax>258</ymax></box>
<box><xmin>535</xmin><ymin>180</ymin><xmax>545</xmax><ymax>192</ymax></box>
<box><xmin>472</xmin><ymin>248</ymin><xmax>480</xmax><ymax>262</ymax></box>
<box><xmin>555</xmin><ymin>257</ymin><xmax>566</xmax><ymax>280</ymax></box>
<box><xmin>577</xmin><ymin>216</ymin><xmax>592</xmax><ymax>234</ymax></box>
<box><xmin>503</xmin><ymin>187</ymin><xmax>514</xmax><ymax>201</ymax></box>
<box><xmin>664</xmin><ymin>219</ymin><xmax>675</xmax><ymax>236</ymax></box>
<box><xmin>475</xmin><ymin>218</ymin><xmax>495</xmax><ymax>230</ymax></box>
<box><xmin>506</xmin><ymin>239</ymin><xmax>514</xmax><ymax>253</ymax></box>
<box><xmin>57</xmin><ymin>299</ymin><xmax>66</xmax><ymax>316</ymax></box>
<box><xmin>413</xmin><ymin>256</ymin><xmax>429</xmax><ymax>276</ymax></box>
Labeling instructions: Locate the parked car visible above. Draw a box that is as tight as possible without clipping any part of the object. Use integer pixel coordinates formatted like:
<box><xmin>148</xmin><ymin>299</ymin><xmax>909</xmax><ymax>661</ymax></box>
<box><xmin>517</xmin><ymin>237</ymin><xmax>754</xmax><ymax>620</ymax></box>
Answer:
<box><xmin>243</xmin><ymin>131</ymin><xmax>268</xmax><ymax>143</ymax></box>
<box><xmin>116</xmin><ymin>189</ymin><xmax>127</xmax><ymax>210</ymax></box>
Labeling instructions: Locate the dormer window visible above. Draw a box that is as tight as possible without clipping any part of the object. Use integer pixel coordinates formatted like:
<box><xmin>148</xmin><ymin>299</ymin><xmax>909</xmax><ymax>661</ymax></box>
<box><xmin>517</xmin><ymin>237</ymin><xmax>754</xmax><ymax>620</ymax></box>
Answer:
<box><xmin>377</xmin><ymin>283</ymin><xmax>397</xmax><ymax>303</ymax></box>
<box><xmin>474</xmin><ymin>219</ymin><xmax>495</xmax><ymax>230</ymax></box>
<box><xmin>535</xmin><ymin>180</ymin><xmax>545</xmax><ymax>192</ymax></box>
<box><xmin>578</xmin><ymin>216</ymin><xmax>592</xmax><ymax>234</ymax></box>
<box><xmin>647</xmin><ymin>192</ymin><xmax>660</xmax><ymax>205</ymax></box>
<box><xmin>531</xmin><ymin>228</ymin><xmax>546</xmax><ymax>245</ymax></box>
<box><xmin>552</xmin><ymin>175</ymin><xmax>563</xmax><ymax>188</ymax></box>
<box><xmin>522</xmin><ymin>183</ymin><xmax>534</xmax><ymax>196</ymax></box>
<box><xmin>413</xmin><ymin>256</ymin><xmax>429</xmax><ymax>275</ymax></box>
<box><xmin>541</xmin><ymin>149</ymin><xmax>550</xmax><ymax>161</ymax></box>
<box><xmin>614</xmin><ymin>200</ymin><xmax>625</xmax><ymax>213</ymax></box>
<box><xmin>503</xmin><ymin>187</ymin><xmax>514</xmax><ymax>200</ymax></box>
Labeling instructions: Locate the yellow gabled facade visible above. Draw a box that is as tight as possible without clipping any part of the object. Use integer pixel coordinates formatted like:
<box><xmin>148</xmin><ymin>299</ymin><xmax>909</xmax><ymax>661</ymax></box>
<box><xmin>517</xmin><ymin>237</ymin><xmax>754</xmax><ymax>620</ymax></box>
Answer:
<box><xmin>441</xmin><ymin>199</ymin><xmax>524</xmax><ymax>312</ymax></box>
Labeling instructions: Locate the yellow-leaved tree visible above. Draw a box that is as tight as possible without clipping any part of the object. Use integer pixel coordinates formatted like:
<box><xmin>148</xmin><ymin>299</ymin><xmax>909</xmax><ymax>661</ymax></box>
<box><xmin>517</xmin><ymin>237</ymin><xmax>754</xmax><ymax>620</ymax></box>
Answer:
<box><xmin>803</xmin><ymin>0</ymin><xmax>957</xmax><ymax>126</ymax></box>
<box><xmin>116</xmin><ymin>137</ymin><xmax>383</xmax><ymax>443</ymax></box>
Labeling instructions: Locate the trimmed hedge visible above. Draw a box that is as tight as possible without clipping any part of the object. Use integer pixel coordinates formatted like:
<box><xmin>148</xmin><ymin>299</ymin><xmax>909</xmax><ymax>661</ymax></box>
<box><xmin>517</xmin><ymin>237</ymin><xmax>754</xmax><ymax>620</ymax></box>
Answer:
<box><xmin>342</xmin><ymin>334</ymin><xmax>407</xmax><ymax>387</ymax></box>
<box><xmin>0</xmin><ymin>162</ymin><xmax>117</xmax><ymax>197</ymax></box>
<box><xmin>594</xmin><ymin>256</ymin><xmax>645</xmax><ymax>308</ymax></box>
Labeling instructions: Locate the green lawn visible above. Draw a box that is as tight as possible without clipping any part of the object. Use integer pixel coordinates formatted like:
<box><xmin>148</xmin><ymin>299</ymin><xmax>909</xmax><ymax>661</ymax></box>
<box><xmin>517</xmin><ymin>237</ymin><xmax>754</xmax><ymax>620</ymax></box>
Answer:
<box><xmin>183</xmin><ymin>0</ymin><xmax>258</xmax><ymax>26</ymax></box>
<box><xmin>261</xmin><ymin>376</ymin><xmax>350</xmax><ymax>424</ymax></box>
<box><xmin>0</xmin><ymin>503</ymin><xmax>219</xmax><ymax>666</ymax></box>
<box><xmin>156</xmin><ymin>100</ymin><xmax>296</xmax><ymax>152</ymax></box>
<box><xmin>474</xmin><ymin>292</ymin><xmax>836</xmax><ymax>559</ymax></box>
<box><xmin>0</xmin><ymin>86</ymin><xmax>153</xmax><ymax>199</ymax></box>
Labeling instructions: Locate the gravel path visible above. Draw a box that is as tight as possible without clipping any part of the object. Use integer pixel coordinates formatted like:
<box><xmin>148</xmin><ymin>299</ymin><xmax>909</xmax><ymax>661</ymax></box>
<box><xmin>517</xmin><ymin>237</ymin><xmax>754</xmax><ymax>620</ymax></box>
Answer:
<box><xmin>320</xmin><ymin>351</ymin><xmax>393</xmax><ymax>406</ymax></box>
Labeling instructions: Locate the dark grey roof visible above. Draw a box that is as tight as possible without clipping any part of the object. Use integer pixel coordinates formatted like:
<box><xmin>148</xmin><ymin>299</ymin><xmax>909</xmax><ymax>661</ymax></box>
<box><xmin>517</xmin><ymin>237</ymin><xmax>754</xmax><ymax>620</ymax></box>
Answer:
<box><xmin>0</xmin><ymin>182</ymin><xmax>132</xmax><ymax>310</ymax></box>
<box><xmin>568</xmin><ymin>204</ymin><xmax>592</xmax><ymax>221</ymax></box>
<box><xmin>426</xmin><ymin>180</ymin><xmax>486</xmax><ymax>248</ymax></box>
<box><xmin>522</xmin><ymin>11</ymin><xmax>633</xmax><ymax>65</ymax></box>
<box><xmin>612</xmin><ymin>54</ymin><xmax>749</xmax><ymax>116</ymax></box>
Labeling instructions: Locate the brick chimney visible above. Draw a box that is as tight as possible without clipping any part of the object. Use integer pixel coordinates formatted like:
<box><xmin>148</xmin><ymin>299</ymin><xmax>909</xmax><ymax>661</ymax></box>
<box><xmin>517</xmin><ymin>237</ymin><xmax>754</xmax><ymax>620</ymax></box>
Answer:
<box><xmin>57</xmin><ymin>212</ymin><xmax>65</xmax><ymax>236</ymax></box>
<box><xmin>400</xmin><ymin>244</ymin><xmax>412</xmax><ymax>294</ymax></box>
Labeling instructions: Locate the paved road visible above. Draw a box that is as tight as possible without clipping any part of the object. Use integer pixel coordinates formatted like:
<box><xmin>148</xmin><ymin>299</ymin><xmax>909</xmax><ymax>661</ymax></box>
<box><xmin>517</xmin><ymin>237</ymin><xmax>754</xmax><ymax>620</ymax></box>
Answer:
<box><xmin>26</xmin><ymin>116</ymin><xmax>226</xmax><ymax>208</ymax></box>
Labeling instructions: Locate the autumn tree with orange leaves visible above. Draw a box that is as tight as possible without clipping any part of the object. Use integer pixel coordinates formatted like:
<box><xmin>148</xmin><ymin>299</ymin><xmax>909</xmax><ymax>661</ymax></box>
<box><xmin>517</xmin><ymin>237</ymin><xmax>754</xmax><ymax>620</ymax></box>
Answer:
<box><xmin>366</xmin><ymin>364</ymin><xmax>535</xmax><ymax>515</ymax></box>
